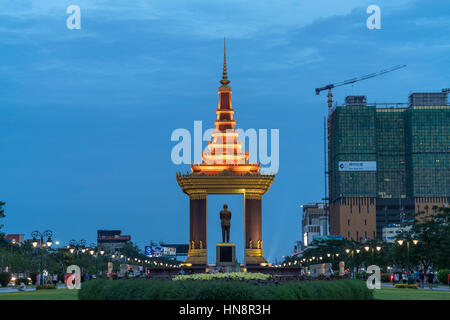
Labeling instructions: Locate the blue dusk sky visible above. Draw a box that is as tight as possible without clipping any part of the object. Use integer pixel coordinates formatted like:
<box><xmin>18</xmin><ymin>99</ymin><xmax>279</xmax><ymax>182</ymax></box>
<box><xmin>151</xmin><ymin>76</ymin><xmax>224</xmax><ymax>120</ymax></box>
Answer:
<box><xmin>0</xmin><ymin>0</ymin><xmax>449</xmax><ymax>263</ymax></box>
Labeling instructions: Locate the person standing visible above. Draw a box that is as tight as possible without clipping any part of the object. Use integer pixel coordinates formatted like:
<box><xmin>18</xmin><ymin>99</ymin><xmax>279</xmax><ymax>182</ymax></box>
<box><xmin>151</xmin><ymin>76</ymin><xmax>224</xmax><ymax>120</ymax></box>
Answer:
<box><xmin>394</xmin><ymin>272</ymin><xmax>399</xmax><ymax>284</ymax></box>
<box><xmin>402</xmin><ymin>272</ymin><xmax>408</xmax><ymax>284</ymax></box>
<box><xmin>427</xmin><ymin>272</ymin><xmax>434</xmax><ymax>290</ymax></box>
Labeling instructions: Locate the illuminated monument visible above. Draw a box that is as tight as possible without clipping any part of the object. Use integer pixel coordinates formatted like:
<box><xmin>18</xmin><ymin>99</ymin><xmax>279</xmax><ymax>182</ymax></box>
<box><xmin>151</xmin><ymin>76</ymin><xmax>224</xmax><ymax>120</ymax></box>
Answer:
<box><xmin>176</xmin><ymin>40</ymin><xmax>275</xmax><ymax>266</ymax></box>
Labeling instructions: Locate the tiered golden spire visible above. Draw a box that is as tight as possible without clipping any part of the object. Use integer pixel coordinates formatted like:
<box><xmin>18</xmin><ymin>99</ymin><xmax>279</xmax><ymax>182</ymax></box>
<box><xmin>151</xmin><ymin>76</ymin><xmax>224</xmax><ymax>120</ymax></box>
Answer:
<box><xmin>220</xmin><ymin>38</ymin><xmax>230</xmax><ymax>87</ymax></box>
<box><xmin>191</xmin><ymin>40</ymin><xmax>260</xmax><ymax>175</ymax></box>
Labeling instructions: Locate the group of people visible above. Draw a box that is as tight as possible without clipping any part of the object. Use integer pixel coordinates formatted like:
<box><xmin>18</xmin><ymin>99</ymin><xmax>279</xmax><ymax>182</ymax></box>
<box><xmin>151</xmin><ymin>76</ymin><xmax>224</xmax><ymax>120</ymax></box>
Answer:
<box><xmin>391</xmin><ymin>270</ymin><xmax>436</xmax><ymax>289</ymax></box>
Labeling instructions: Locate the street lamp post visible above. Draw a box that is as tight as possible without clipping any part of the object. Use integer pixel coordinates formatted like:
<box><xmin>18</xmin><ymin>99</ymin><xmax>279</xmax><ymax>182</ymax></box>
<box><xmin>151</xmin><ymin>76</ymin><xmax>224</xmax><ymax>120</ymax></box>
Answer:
<box><xmin>68</xmin><ymin>239</ymin><xmax>87</xmax><ymax>275</ymax></box>
<box><xmin>345</xmin><ymin>248</ymin><xmax>363</xmax><ymax>277</ymax></box>
<box><xmin>397</xmin><ymin>239</ymin><xmax>418</xmax><ymax>274</ymax></box>
<box><xmin>31</xmin><ymin>230</ymin><xmax>53</xmax><ymax>286</ymax></box>
<box><xmin>9</xmin><ymin>239</ymin><xmax>17</xmax><ymax>272</ymax></box>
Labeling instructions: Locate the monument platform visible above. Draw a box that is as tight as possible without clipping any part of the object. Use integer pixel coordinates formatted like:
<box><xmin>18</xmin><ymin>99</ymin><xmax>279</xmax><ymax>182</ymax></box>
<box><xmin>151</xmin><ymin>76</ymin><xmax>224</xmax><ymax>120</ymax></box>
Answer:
<box><xmin>216</xmin><ymin>243</ymin><xmax>236</xmax><ymax>266</ymax></box>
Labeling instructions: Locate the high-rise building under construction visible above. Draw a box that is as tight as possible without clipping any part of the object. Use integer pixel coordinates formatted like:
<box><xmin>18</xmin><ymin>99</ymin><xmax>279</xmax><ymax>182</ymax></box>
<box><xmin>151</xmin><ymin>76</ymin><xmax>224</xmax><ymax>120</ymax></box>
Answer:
<box><xmin>328</xmin><ymin>91</ymin><xmax>450</xmax><ymax>241</ymax></box>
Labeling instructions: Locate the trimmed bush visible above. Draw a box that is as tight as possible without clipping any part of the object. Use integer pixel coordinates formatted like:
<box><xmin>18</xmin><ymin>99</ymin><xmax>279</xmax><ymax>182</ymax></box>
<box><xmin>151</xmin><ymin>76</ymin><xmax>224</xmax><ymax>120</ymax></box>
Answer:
<box><xmin>79</xmin><ymin>279</ymin><xmax>373</xmax><ymax>300</ymax></box>
<box><xmin>380</xmin><ymin>273</ymin><xmax>391</xmax><ymax>283</ymax></box>
<box><xmin>355</xmin><ymin>272</ymin><xmax>367</xmax><ymax>280</ymax></box>
<box><xmin>15</xmin><ymin>278</ymin><xmax>29</xmax><ymax>286</ymax></box>
<box><xmin>29</xmin><ymin>272</ymin><xmax>38</xmax><ymax>285</ymax></box>
<box><xmin>0</xmin><ymin>272</ymin><xmax>11</xmax><ymax>287</ymax></box>
<box><xmin>437</xmin><ymin>270</ymin><xmax>450</xmax><ymax>285</ymax></box>
<box><xmin>36</xmin><ymin>284</ymin><xmax>56</xmax><ymax>290</ymax></box>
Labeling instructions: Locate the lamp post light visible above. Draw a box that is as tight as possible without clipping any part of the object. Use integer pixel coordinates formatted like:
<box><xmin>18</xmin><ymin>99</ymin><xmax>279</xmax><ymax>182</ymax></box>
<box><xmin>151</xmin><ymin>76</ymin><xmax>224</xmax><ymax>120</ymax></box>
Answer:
<box><xmin>68</xmin><ymin>239</ymin><xmax>87</xmax><ymax>255</ymax></box>
<box><xmin>363</xmin><ymin>245</ymin><xmax>382</xmax><ymax>265</ymax></box>
<box><xmin>397</xmin><ymin>239</ymin><xmax>418</xmax><ymax>273</ymax></box>
<box><xmin>345</xmin><ymin>248</ymin><xmax>362</xmax><ymax>273</ymax></box>
<box><xmin>31</xmin><ymin>230</ymin><xmax>53</xmax><ymax>285</ymax></box>
<box><xmin>67</xmin><ymin>239</ymin><xmax>87</xmax><ymax>275</ymax></box>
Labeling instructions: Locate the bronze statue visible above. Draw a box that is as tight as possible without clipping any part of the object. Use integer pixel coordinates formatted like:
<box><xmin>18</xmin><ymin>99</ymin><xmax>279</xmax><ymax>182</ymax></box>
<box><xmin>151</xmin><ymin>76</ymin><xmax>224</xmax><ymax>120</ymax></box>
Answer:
<box><xmin>220</xmin><ymin>204</ymin><xmax>231</xmax><ymax>243</ymax></box>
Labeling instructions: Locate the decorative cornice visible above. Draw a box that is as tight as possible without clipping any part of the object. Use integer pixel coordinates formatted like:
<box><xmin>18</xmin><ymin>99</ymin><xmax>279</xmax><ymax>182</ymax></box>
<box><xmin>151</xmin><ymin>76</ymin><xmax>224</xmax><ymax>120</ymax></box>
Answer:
<box><xmin>176</xmin><ymin>172</ymin><xmax>275</xmax><ymax>196</ymax></box>
<box><xmin>244</xmin><ymin>191</ymin><xmax>263</xmax><ymax>200</ymax></box>
<box><xmin>188</xmin><ymin>190</ymin><xmax>207</xmax><ymax>200</ymax></box>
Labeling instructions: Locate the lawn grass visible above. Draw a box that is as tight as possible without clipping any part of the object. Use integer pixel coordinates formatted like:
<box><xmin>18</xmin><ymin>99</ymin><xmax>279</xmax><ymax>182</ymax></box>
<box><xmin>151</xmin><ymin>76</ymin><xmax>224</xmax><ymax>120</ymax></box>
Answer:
<box><xmin>374</xmin><ymin>287</ymin><xmax>450</xmax><ymax>300</ymax></box>
<box><xmin>0</xmin><ymin>288</ymin><xmax>79</xmax><ymax>300</ymax></box>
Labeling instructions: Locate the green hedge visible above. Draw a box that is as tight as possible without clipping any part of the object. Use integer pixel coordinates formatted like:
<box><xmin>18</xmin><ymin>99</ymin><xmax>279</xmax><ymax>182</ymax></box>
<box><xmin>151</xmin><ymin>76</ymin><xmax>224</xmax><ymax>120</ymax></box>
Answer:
<box><xmin>0</xmin><ymin>272</ymin><xmax>11</xmax><ymax>287</ymax></box>
<box><xmin>79</xmin><ymin>279</ymin><xmax>373</xmax><ymax>300</ymax></box>
<box><xmin>437</xmin><ymin>270</ymin><xmax>450</xmax><ymax>285</ymax></box>
<box><xmin>381</xmin><ymin>273</ymin><xmax>391</xmax><ymax>283</ymax></box>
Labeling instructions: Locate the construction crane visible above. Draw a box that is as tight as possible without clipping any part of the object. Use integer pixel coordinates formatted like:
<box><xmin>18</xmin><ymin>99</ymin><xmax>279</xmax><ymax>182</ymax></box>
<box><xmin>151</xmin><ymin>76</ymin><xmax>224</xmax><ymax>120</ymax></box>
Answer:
<box><xmin>315</xmin><ymin>64</ymin><xmax>407</xmax><ymax>112</ymax></box>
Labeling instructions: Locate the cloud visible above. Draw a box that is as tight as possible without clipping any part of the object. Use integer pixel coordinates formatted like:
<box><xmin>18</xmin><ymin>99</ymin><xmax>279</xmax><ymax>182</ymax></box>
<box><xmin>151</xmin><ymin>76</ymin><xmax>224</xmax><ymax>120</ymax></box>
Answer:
<box><xmin>0</xmin><ymin>0</ymin><xmax>414</xmax><ymax>39</ymax></box>
<box><xmin>249</xmin><ymin>47</ymin><xmax>323</xmax><ymax>71</ymax></box>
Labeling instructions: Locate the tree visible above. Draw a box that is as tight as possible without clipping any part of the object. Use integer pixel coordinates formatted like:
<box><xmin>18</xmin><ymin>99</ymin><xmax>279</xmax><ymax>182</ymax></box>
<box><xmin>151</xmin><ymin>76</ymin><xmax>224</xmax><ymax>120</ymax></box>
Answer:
<box><xmin>401</xmin><ymin>206</ymin><xmax>450</xmax><ymax>271</ymax></box>
<box><xmin>0</xmin><ymin>201</ymin><xmax>5</xmax><ymax>234</ymax></box>
<box><xmin>120</xmin><ymin>241</ymin><xmax>142</xmax><ymax>258</ymax></box>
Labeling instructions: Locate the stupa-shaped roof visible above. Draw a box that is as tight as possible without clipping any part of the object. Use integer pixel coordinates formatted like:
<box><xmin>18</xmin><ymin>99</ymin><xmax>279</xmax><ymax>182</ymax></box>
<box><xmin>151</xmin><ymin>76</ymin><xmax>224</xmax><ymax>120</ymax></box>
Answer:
<box><xmin>191</xmin><ymin>39</ymin><xmax>260</xmax><ymax>175</ymax></box>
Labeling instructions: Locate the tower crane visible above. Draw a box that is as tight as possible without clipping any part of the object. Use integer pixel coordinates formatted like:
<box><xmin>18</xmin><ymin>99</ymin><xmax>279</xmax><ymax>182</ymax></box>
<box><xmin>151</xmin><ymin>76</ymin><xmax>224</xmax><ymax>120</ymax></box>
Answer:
<box><xmin>315</xmin><ymin>64</ymin><xmax>407</xmax><ymax>112</ymax></box>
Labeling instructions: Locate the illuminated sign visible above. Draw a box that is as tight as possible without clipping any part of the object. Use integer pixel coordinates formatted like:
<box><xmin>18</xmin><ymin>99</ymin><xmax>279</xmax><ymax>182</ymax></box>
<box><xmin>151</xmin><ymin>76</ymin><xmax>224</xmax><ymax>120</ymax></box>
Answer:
<box><xmin>338</xmin><ymin>161</ymin><xmax>376</xmax><ymax>171</ymax></box>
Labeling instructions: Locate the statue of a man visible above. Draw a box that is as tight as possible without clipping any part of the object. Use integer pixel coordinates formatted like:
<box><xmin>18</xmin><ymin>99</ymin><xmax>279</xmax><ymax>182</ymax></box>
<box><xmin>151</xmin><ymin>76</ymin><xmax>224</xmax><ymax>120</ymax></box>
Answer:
<box><xmin>220</xmin><ymin>204</ymin><xmax>231</xmax><ymax>243</ymax></box>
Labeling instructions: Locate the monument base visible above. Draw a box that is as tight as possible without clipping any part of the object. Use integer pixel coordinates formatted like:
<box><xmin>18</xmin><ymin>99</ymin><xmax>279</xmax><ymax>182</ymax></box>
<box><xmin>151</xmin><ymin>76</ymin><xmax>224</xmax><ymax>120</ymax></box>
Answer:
<box><xmin>184</xmin><ymin>249</ymin><xmax>207</xmax><ymax>265</ymax></box>
<box><xmin>245</xmin><ymin>248</ymin><xmax>268</xmax><ymax>265</ymax></box>
<box><xmin>216</xmin><ymin>243</ymin><xmax>236</xmax><ymax>267</ymax></box>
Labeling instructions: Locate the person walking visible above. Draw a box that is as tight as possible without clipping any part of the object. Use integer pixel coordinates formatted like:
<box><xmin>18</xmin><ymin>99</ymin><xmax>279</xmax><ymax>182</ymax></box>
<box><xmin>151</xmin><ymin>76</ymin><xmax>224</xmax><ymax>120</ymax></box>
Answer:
<box><xmin>426</xmin><ymin>272</ymin><xmax>434</xmax><ymax>290</ymax></box>
<box><xmin>418</xmin><ymin>270</ymin><xmax>425</xmax><ymax>288</ymax></box>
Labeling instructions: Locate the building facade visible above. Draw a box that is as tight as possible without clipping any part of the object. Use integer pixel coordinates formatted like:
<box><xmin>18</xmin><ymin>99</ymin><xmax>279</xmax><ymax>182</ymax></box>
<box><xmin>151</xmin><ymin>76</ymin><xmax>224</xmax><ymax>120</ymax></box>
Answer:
<box><xmin>4</xmin><ymin>234</ymin><xmax>25</xmax><ymax>244</ymax></box>
<box><xmin>328</xmin><ymin>91</ymin><xmax>450</xmax><ymax>241</ymax></box>
<box><xmin>302</xmin><ymin>203</ymin><xmax>329</xmax><ymax>246</ymax></box>
<box><xmin>381</xmin><ymin>224</ymin><xmax>412</xmax><ymax>243</ymax></box>
<box><xmin>97</xmin><ymin>230</ymin><xmax>131</xmax><ymax>253</ymax></box>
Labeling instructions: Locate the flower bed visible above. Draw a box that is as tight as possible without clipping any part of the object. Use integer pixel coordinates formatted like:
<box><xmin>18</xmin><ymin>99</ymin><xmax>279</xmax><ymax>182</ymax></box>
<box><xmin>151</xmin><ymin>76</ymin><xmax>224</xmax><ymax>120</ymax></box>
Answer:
<box><xmin>173</xmin><ymin>272</ymin><xmax>271</xmax><ymax>281</ymax></box>
<box><xmin>394</xmin><ymin>284</ymin><xmax>418</xmax><ymax>289</ymax></box>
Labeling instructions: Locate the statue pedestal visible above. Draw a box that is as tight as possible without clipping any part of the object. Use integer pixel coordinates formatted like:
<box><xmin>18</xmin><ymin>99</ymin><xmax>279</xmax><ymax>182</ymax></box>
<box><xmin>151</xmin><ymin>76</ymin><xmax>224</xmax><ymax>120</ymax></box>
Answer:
<box><xmin>216</xmin><ymin>243</ymin><xmax>236</xmax><ymax>267</ymax></box>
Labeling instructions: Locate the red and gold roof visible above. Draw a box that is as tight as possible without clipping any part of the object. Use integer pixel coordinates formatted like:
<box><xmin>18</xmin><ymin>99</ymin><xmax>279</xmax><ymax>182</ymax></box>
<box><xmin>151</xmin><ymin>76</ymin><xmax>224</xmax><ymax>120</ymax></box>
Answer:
<box><xmin>191</xmin><ymin>39</ymin><xmax>260</xmax><ymax>175</ymax></box>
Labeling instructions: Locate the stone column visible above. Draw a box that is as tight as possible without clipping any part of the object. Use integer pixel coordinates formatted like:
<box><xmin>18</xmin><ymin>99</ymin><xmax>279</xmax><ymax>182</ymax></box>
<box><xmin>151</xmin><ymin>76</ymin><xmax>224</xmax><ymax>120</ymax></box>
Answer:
<box><xmin>244</xmin><ymin>192</ymin><xmax>267</xmax><ymax>265</ymax></box>
<box><xmin>185</xmin><ymin>191</ymin><xmax>207</xmax><ymax>265</ymax></box>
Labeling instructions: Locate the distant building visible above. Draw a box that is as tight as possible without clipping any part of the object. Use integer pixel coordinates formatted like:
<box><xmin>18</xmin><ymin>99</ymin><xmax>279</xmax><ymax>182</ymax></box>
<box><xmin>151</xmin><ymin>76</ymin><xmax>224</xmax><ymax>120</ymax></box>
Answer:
<box><xmin>328</xmin><ymin>91</ymin><xmax>450</xmax><ymax>241</ymax></box>
<box><xmin>302</xmin><ymin>203</ymin><xmax>329</xmax><ymax>246</ymax></box>
<box><xmin>4</xmin><ymin>234</ymin><xmax>25</xmax><ymax>244</ymax></box>
<box><xmin>97</xmin><ymin>230</ymin><xmax>131</xmax><ymax>253</ymax></box>
<box><xmin>292</xmin><ymin>240</ymin><xmax>304</xmax><ymax>257</ymax></box>
<box><xmin>382</xmin><ymin>225</ymin><xmax>412</xmax><ymax>243</ymax></box>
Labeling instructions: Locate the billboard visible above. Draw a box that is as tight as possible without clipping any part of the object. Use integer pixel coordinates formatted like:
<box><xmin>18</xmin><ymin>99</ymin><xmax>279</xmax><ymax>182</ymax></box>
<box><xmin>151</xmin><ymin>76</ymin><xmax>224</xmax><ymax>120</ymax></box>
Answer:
<box><xmin>338</xmin><ymin>161</ymin><xmax>376</xmax><ymax>171</ymax></box>
<box><xmin>313</xmin><ymin>235</ymin><xmax>344</xmax><ymax>242</ymax></box>
<box><xmin>163</xmin><ymin>247</ymin><xmax>176</xmax><ymax>256</ymax></box>
<box><xmin>145</xmin><ymin>246</ymin><xmax>176</xmax><ymax>257</ymax></box>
